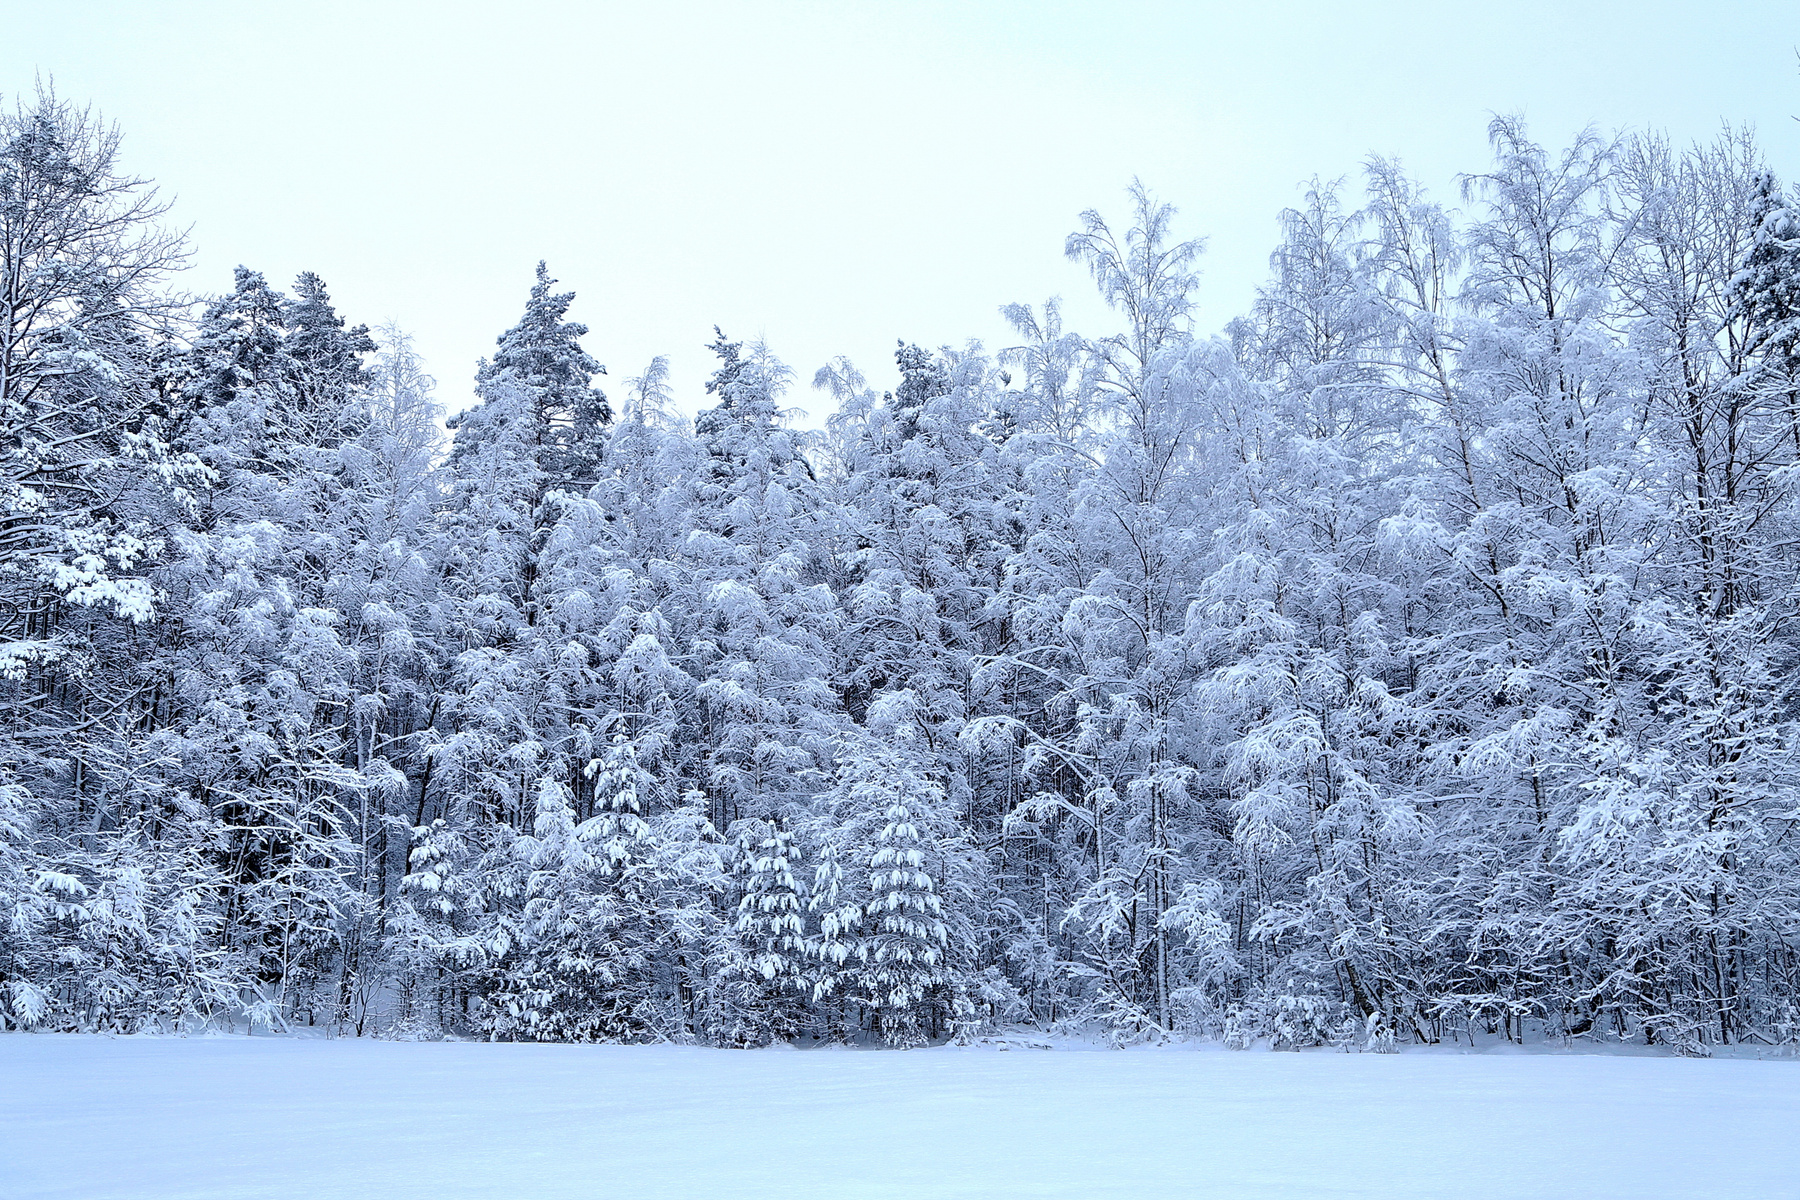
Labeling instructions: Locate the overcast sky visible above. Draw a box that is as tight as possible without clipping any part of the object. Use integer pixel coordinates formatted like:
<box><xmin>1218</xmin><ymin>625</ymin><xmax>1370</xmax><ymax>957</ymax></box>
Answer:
<box><xmin>7</xmin><ymin>1</ymin><xmax>1798</xmax><ymax>421</ymax></box>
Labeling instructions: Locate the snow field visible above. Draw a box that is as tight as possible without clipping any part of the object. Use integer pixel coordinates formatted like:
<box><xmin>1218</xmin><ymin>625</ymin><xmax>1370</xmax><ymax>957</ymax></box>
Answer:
<box><xmin>2</xmin><ymin>1036</ymin><xmax>1797</xmax><ymax>1200</ymax></box>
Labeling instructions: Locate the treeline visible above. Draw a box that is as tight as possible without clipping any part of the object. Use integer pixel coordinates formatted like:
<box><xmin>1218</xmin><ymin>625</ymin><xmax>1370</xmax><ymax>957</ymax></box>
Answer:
<box><xmin>3</xmin><ymin>88</ymin><xmax>1799</xmax><ymax>1051</ymax></box>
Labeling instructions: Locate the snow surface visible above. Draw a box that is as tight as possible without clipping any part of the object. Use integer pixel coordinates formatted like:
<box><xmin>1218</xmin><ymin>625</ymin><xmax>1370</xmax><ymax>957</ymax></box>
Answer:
<box><xmin>2</xmin><ymin>1036</ymin><xmax>1796</xmax><ymax>1200</ymax></box>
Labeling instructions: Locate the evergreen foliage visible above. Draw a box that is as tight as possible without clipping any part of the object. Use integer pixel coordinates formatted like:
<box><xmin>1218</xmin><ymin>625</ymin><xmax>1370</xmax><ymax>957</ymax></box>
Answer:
<box><xmin>5</xmin><ymin>88</ymin><xmax>1800</xmax><ymax>1053</ymax></box>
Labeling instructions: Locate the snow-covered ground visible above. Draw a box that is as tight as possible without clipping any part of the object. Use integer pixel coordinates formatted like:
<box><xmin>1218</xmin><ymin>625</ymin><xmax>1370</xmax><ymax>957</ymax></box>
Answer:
<box><xmin>2</xmin><ymin>1036</ymin><xmax>1796</xmax><ymax>1199</ymax></box>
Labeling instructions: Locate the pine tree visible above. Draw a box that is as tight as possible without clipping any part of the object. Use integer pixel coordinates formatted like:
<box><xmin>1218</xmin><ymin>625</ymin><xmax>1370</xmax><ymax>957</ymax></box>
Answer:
<box><xmin>684</xmin><ymin>331</ymin><xmax>841</xmax><ymax>831</ymax></box>
<box><xmin>715</xmin><ymin>818</ymin><xmax>810</xmax><ymax>1043</ymax></box>
<box><xmin>437</xmin><ymin>263</ymin><xmax>609</xmax><ymax>830</ymax></box>
<box><xmin>817</xmin><ymin>729</ymin><xmax>975</xmax><ymax>1044</ymax></box>
<box><xmin>1730</xmin><ymin>171</ymin><xmax>1800</xmax><ymax>449</ymax></box>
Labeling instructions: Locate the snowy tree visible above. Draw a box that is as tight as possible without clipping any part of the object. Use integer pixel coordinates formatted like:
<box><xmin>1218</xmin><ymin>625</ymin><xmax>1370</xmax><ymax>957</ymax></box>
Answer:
<box><xmin>683</xmin><ymin>331</ymin><xmax>841</xmax><ymax>830</ymax></box>
<box><xmin>714</xmin><ymin>817</ymin><xmax>810</xmax><ymax>1043</ymax></box>
<box><xmin>814</xmin><ymin>727</ymin><xmax>977</xmax><ymax>1044</ymax></box>
<box><xmin>6</xmin><ymin>85</ymin><xmax>1800</xmax><ymax>1049</ymax></box>
<box><xmin>0</xmin><ymin>87</ymin><xmax>235</xmax><ymax>1032</ymax></box>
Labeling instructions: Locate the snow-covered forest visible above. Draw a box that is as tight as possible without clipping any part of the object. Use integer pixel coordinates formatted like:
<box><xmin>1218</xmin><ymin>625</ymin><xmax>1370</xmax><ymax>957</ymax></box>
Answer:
<box><xmin>4</xmin><ymin>86</ymin><xmax>1800</xmax><ymax>1054</ymax></box>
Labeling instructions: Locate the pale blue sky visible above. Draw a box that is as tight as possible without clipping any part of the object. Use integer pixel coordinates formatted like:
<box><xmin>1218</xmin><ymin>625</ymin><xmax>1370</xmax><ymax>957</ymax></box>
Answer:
<box><xmin>7</xmin><ymin>1</ymin><xmax>1798</xmax><ymax>419</ymax></box>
